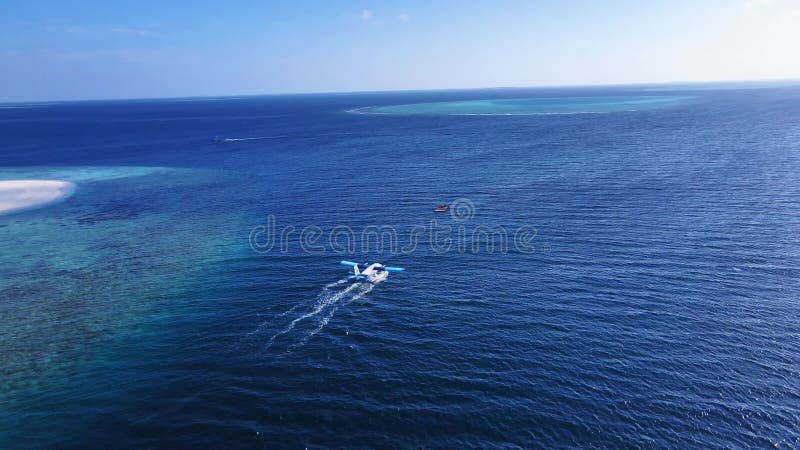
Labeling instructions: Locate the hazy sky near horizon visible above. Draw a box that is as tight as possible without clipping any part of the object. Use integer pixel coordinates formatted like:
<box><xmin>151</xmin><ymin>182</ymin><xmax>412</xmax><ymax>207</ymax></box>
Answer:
<box><xmin>1</xmin><ymin>0</ymin><xmax>800</xmax><ymax>101</ymax></box>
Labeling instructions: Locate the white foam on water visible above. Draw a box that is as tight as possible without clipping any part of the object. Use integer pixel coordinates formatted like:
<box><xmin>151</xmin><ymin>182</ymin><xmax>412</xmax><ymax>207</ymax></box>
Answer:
<box><xmin>264</xmin><ymin>281</ymin><xmax>362</xmax><ymax>350</ymax></box>
<box><xmin>277</xmin><ymin>277</ymin><xmax>351</xmax><ymax>319</ymax></box>
<box><xmin>247</xmin><ymin>278</ymin><xmax>352</xmax><ymax>337</ymax></box>
<box><xmin>292</xmin><ymin>282</ymin><xmax>376</xmax><ymax>349</ymax></box>
<box><xmin>323</xmin><ymin>278</ymin><xmax>350</xmax><ymax>289</ymax></box>
<box><xmin>222</xmin><ymin>136</ymin><xmax>286</xmax><ymax>142</ymax></box>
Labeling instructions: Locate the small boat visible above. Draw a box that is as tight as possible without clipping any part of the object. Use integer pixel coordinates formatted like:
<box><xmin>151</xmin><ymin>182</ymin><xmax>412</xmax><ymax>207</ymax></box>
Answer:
<box><xmin>434</xmin><ymin>204</ymin><xmax>449</xmax><ymax>212</ymax></box>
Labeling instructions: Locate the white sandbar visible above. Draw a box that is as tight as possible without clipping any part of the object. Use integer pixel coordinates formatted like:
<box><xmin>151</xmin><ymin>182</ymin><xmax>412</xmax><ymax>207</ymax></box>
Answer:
<box><xmin>0</xmin><ymin>180</ymin><xmax>76</xmax><ymax>216</ymax></box>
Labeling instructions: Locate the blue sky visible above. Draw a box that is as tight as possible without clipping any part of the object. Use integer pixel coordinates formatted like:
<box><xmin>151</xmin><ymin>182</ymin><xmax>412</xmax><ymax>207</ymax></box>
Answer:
<box><xmin>1</xmin><ymin>0</ymin><xmax>799</xmax><ymax>101</ymax></box>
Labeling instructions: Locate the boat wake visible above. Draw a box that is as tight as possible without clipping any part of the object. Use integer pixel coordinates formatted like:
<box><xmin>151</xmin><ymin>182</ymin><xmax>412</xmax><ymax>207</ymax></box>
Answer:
<box><xmin>221</xmin><ymin>137</ymin><xmax>268</xmax><ymax>142</ymax></box>
<box><xmin>257</xmin><ymin>278</ymin><xmax>377</xmax><ymax>351</ymax></box>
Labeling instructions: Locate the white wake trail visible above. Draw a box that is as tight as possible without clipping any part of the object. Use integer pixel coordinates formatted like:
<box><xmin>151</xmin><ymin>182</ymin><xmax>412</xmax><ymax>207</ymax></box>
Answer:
<box><xmin>222</xmin><ymin>137</ymin><xmax>267</xmax><ymax>142</ymax></box>
<box><xmin>323</xmin><ymin>278</ymin><xmax>350</xmax><ymax>289</ymax></box>
<box><xmin>272</xmin><ymin>278</ymin><xmax>347</xmax><ymax>319</ymax></box>
<box><xmin>265</xmin><ymin>281</ymin><xmax>361</xmax><ymax>349</ymax></box>
<box><xmin>294</xmin><ymin>282</ymin><xmax>376</xmax><ymax>348</ymax></box>
<box><xmin>249</xmin><ymin>278</ymin><xmax>351</xmax><ymax>335</ymax></box>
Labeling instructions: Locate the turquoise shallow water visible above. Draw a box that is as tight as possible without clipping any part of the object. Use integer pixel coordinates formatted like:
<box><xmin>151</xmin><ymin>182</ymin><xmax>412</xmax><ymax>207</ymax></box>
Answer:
<box><xmin>1</xmin><ymin>87</ymin><xmax>800</xmax><ymax>447</ymax></box>
<box><xmin>0</xmin><ymin>166</ymin><xmax>252</xmax><ymax>445</ymax></box>
<box><xmin>353</xmin><ymin>95</ymin><xmax>689</xmax><ymax>115</ymax></box>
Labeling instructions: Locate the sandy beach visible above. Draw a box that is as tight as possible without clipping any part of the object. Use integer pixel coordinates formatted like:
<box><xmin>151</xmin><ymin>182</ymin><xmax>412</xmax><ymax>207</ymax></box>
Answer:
<box><xmin>0</xmin><ymin>180</ymin><xmax>76</xmax><ymax>215</ymax></box>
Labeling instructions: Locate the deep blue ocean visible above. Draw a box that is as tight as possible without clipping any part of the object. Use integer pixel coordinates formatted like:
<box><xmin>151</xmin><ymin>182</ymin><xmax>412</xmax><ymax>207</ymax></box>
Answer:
<box><xmin>2</xmin><ymin>84</ymin><xmax>800</xmax><ymax>448</ymax></box>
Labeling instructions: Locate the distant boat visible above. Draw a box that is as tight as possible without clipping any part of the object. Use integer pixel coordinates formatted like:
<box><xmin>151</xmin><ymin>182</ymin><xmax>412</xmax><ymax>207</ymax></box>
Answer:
<box><xmin>212</xmin><ymin>136</ymin><xmax>223</xmax><ymax>143</ymax></box>
<box><xmin>434</xmin><ymin>204</ymin><xmax>449</xmax><ymax>212</ymax></box>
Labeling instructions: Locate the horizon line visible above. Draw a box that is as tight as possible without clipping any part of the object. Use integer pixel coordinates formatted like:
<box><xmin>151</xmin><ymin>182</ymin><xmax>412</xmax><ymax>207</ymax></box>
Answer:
<box><xmin>3</xmin><ymin>76</ymin><xmax>799</xmax><ymax>105</ymax></box>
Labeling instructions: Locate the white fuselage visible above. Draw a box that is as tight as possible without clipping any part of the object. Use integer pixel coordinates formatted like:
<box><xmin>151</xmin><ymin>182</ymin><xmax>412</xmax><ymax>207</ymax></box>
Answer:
<box><xmin>357</xmin><ymin>263</ymin><xmax>389</xmax><ymax>283</ymax></box>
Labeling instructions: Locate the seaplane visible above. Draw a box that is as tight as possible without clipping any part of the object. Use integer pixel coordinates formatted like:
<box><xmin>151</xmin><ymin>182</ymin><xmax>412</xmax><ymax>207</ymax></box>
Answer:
<box><xmin>340</xmin><ymin>261</ymin><xmax>404</xmax><ymax>283</ymax></box>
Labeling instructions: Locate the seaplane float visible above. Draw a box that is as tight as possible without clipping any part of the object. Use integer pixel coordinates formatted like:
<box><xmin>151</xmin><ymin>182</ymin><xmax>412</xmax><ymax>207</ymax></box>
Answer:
<box><xmin>340</xmin><ymin>261</ymin><xmax>405</xmax><ymax>283</ymax></box>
